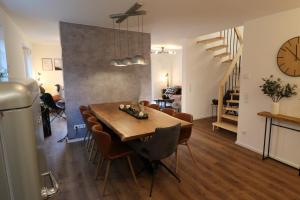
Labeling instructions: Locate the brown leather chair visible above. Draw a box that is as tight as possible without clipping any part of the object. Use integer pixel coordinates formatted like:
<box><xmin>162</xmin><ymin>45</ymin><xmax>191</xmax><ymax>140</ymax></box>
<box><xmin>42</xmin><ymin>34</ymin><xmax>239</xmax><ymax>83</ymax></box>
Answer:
<box><xmin>161</xmin><ymin>108</ymin><xmax>176</xmax><ymax>116</ymax></box>
<box><xmin>86</xmin><ymin>116</ymin><xmax>102</xmax><ymax>159</ymax></box>
<box><xmin>139</xmin><ymin>100</ymin><xmax>150</xmax><ymax>106</ymax></box>
<box><xmin>148</xmin><ymin>104</ymin><xmax>160</xmax><ymax>110</ymax></box>
<box><xmin>173</xmin><ymin>112</ymin><xmax>195</xmax><ymax>172</ymax></box>
<box><xmin>92</xmin><ymin>125</ymin><xmax>137</xmax><ymax>195</ymax></box>
<box><xmin>79</xmin><ymin>105</ymin><xmax>88</xmax><ymax>113</ymax></box>
<box><xmin>82</xmin><ymin>111</ymin><xmax>94</xmax><ymax>144</ymax></box>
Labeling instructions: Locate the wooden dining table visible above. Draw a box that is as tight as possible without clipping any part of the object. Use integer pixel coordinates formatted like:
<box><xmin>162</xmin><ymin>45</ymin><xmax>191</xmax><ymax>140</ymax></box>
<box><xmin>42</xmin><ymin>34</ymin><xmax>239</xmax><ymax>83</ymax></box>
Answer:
<box><xmin>89</xmin><ymin>102</ymin><xmax>192</xmax><ymax>142</ymax></box>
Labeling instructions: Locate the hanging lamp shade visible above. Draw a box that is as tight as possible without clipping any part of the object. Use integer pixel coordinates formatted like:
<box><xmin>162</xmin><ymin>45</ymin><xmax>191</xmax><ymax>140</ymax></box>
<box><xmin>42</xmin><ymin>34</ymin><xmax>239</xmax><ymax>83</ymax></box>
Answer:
<box><xmin>110</xmin><ymin>59</ymin><xmax>118</xmax><ymax>66</ymax></box>
<box><xmin>114</xmin><ymin>59</ymin><xmax>126</xmax><ymax>67</ymax></box>
<box><xmin>132</xmin><ymin>55</ymin><xmax>146</xmax><ymax>65</ymax></box>
<box><xmin>122</xmin><ymin>57</ymin><xmax>133</xmax><ymax>66</ymax></box>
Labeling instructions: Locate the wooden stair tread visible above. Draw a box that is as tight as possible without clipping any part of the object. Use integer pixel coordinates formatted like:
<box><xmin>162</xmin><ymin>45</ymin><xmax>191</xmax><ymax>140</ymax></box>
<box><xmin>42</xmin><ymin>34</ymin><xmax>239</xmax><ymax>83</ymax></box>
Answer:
<box><xmin>222</xmin><ymin>114</ymin><xmax>238</xmax><ymax>122</ymax></box>
<box><xmin>224</xmin><ymin>106</ymin><xmax>239</xmax><ymax>111</ymax></box>
<box><xmin>197</xmin><ymin>37</ymin><xmax>224</xmax><ymax>44</ymax></box>
<box><xmin>222</xmin><ymin>59</ymin><xmax>233</xmax><ymax>63</ymax></box>
<box><xmin>214</xmin><ymin>52</ymin><xmax>231</xmax><ymax>58</ymax></box>
<box><xmin>206</xmin><ymin>45</ymin><xmax>228</xmax><ymax>51</ymax></box>
<box><xmin>213</xmin><ymin>121</ymin><xmax>237</xmax><ymax>133</ymax></box>
<box><xmin>227</xmin><ymin>100</ymin><xmax>239</xmax><ymax>103</ymax></box>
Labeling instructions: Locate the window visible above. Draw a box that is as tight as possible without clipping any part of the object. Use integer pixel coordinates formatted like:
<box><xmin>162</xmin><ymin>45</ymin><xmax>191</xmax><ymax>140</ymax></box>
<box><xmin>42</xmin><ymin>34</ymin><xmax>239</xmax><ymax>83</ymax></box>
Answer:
<box><xmin>23</xmin><ymin>46</ymin><xmax>32</xmax><ymax>79</ymax></box>
<box><xmin>0</xmin><ymin>28</ymin><xmax>8</xmax><ymax>78</ymax></box>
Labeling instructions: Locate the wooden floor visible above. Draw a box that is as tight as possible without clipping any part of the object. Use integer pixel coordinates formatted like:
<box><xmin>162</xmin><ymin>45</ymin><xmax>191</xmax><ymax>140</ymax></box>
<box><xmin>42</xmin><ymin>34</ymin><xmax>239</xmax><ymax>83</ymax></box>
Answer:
<box><xmin>45</xmin><ymin>118</ymin><xmax>300</xmax><ymax>200</ymax></box>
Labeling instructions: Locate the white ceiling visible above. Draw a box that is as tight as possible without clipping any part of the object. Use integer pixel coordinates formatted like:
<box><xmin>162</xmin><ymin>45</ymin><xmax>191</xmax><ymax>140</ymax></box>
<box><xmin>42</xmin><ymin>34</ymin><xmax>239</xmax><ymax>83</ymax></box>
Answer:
<box><xmin>1</xmin><ymin>0</ymin><xmax>300</xmax><ymax>45</ymax></box>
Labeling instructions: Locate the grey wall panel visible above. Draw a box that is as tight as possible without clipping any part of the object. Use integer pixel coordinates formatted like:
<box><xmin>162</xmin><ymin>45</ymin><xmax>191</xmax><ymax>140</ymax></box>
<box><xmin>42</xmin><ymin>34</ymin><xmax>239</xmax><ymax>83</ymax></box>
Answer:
<box><xmin>60</xmin><ymin>22</ymin><xmax>151</xmax><ymax>138</ymax></box>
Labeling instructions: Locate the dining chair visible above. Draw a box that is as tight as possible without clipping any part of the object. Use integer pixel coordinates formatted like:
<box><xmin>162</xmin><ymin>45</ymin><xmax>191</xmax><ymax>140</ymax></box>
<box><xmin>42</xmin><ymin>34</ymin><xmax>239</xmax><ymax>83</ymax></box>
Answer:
<box><xmin>161</xmin><ymin>108</ymin><xmax>176</xmax><ymax>116</ymax></box>
<box><xmin>92</xmin><ymin>125</ymin><xmax>137</xmax><ymax>196</ymax></box>
<box><xmin>147</xmin><ymin>104</ymin><xmax>160</xmax><ymax>110</ymax></box>
<box><xmin>86</xmin><ymin>116</ymin><xmax>102</xmax><ymax>160</ymax></box>
<box><xmin>40</xmin><ymin>93</ymin><xmax>66</xmax><ymax>122</ymax></box>
<box><xmin>173</xmin><ymin>112</ymin><xmax>196</xmax><ymax>173</ymax></box>
<box><xmin>129</xmin><ymin>124</ymin><xmax>181</xmax><ymax>197</ymax></box>
<box><xmin>139</xmin><ymin>100</ymin><xmax>150</xmax><ymax>106</ymax></box>
<box><xmin>79</xmin><ymin>105</ymin><xmax>88</xmax><ymax>113</ymax></box>
<box><xmin>82</xmin><ymin>111</ymin><xmax>94</xmax><ymax>145</ymax></box>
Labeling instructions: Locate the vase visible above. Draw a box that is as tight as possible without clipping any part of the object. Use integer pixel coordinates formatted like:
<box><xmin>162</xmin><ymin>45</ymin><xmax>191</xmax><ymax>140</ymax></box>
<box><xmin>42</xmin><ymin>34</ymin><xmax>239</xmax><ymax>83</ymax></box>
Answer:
<box><xmin>271</xmin><ymin>102</ymin><xmax>280</xmax><ymax>115</ymax></box>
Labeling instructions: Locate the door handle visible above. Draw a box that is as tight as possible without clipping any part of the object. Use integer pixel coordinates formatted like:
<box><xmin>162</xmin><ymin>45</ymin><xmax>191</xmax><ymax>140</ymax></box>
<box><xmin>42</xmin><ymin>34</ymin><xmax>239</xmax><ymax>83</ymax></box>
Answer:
<box><xmin>41</xmin><ymin>171</ymin><xmax>59</xmax><ymax>199</ymax></box>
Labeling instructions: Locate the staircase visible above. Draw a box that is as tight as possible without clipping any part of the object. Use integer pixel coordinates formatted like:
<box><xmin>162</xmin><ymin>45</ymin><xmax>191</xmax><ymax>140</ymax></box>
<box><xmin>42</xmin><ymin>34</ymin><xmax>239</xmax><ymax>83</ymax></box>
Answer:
<box><xmin>197</xmin><ymin>27</ymin><xmax>243</xmax><ymax>133</ymax></box>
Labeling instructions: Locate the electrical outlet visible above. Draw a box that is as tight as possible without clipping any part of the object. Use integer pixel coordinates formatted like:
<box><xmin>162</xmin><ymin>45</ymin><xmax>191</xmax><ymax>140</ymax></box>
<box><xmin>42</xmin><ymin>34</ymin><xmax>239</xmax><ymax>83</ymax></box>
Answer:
<box><xmin>74</xmin><ymin>124</ymin><xmax>86</xmax><ymax>130</ymax></box>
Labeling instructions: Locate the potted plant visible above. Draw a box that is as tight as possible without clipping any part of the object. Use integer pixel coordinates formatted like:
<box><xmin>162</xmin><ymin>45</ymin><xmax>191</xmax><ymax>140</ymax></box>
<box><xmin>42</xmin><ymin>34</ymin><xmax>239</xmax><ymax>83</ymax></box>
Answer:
<box><xmin>259</xmin><ymin>75</ymin><xmax>297</xmax><ymax>114</ymax></box>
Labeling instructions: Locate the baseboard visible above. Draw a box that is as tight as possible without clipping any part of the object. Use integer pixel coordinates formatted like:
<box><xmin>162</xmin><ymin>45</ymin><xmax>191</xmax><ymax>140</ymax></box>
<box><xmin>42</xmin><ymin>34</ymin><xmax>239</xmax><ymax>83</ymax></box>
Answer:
<box><xmin>235</xmin><ymin>141</ymin><xmax>300</xmax><ymax>169</ymax></box>
<box><xmin>235</xmin><ymin>141</ymin><xmax>262</xmax><ymax>154</ymax></box>
<box><xmin>67</xmin><ymin>137</ymin><xmax>84</xmax><ymax>143</ymax></box>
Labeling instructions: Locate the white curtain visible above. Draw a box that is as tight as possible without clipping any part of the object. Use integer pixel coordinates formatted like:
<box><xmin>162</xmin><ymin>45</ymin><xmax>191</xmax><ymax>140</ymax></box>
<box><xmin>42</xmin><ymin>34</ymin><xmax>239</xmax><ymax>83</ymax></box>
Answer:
<box><xmin>22</xmin><ymin>46</ymin><xmax>33</xmax><ymax>79</ymax></box>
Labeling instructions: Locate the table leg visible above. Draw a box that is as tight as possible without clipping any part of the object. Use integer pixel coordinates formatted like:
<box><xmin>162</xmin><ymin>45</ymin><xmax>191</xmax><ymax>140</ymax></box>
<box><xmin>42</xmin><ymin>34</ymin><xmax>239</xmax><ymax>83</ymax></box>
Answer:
<box><xmin>267</xmin><ymin>118</ymin><xmax>273</xmax><ymax>158</ymax></box>
<box><xmin>262</xmin><ymin>117</ymin><xmax>268</xmax><ymax>160</ymax></box>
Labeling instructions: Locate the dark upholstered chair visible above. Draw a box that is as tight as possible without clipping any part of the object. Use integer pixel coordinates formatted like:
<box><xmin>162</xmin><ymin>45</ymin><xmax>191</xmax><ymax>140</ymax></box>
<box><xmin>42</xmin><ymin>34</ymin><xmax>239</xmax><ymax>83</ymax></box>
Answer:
<box><xmin>173</xmin><ymin>112</ymin><xmax>195</xmax><ymax>172</ymax></box>
<box><xmin>147</xmin><ymin>104</ymin><xmax>160</xmax><ymax>110</ymax></box>
<box><xmin>129</xmin><ymin>124</ymin><xmax>181</xmax><ymax>197</ymax></box>
<box><xmin>161</xmin><ymin>108</ymin><xmax>176</xmax><ymax>116</ymax></box>
<box><xmin>41</xmin><ymin>93</ymin><xmax>66</xmax><ymax>122</ymax></box>
<box><xmin>92</xmin><ymin>125</ymin><xmax>137</xmax><ymax>195</ymax></box>
<box><xmin>139</xmin><ymin>100</ymin><xmax>150</xmax><ymax>106</ymax></box>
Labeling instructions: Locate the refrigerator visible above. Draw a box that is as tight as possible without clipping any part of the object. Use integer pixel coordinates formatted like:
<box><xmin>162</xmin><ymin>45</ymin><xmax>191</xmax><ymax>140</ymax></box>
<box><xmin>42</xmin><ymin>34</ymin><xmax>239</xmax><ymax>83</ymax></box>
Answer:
<box><xmin>0</xmin><ymin>79</ymin><xmax>58</xmax><ymax>200</ymax></box>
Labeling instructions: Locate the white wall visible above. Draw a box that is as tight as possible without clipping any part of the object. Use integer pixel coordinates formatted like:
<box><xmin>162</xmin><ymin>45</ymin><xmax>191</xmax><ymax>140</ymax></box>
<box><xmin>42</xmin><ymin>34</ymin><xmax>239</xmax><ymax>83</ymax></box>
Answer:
<box><xmin>151</xmin><ymin>50</ymin><xmax>182</xmax><ymax>99</ymax></box>
<box><xmin>237</xmin><ymin>8</ymin><xmax>300</xmax><ymax>168</ymax></box>
<box><xmin>32</xmin><ymin>44</ymin><xmax>63</xmax><ymax>95</ymax></box>
<box><xmin>182</xmin><ymin>36</ymin><xmax>227</xmax><ymax>119</ymax></box>
<box><xmin>0</xmin><ymin>6</ymin><xmax>31</xmax><ymax>79</ymax></box>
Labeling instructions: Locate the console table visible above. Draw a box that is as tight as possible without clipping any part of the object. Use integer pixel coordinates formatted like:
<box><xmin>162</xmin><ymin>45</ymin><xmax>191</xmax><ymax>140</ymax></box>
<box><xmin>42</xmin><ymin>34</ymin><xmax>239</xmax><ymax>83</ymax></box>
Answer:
<box><xmin>258</xmin><ymin>111</ymin><xmax>300</xmax><ymax>176</ymax></box>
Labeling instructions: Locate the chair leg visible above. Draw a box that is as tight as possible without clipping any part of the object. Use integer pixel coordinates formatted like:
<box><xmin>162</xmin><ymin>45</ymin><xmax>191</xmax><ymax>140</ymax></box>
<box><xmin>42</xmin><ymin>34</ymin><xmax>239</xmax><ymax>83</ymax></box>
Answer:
<box><xmin>186</xmin><ymin>142</ymin><xmax>196</xmax><ymax>165</ymax></box>
<box><xmin>175</xmin><ymin>148</ymin><xmax>179</xmax><ymax>173</ymax></box>
<box><xmin>102</xmin><ymin>160</ymin><xmax>111</xmax><ymax>196</ymax></box>
<box><xmin>86</xmin><ymin>132</ymin><xmax>91</xmax><ymax>149</ymax></box>
<box><xmin>126</xmin><ymin>156</ymin><xmax>137</xmax><ymax>184</ymax></box>
<box><xmin>93</xmin><ymin>147</ymin><xmax>99</xmax><ymax>163</ymax></box>
<box><xmin>87</xmin><ymin>137</ymin><xmax>93</xmax><ymax>152</ymax></box>
<box><xmin>89</xmin><ymin>140</ymin><xmax>95</xmax><ymax>161</ymax></box>
<box><xmin>83</xmin><ymin>129</ymin><xmax>88</xmax><ymax>144</ymax></box>
<box><xmin>159</xmin><ymin>161</ymin><xmax>181</xmax><ymax>183</ymax></box>
<box><xmin>149</xmin><ymin>171</ymin><xmax>155</xmax><ymax>197</ymax></box>
<box><xmin>95</xmin><ymin>157</ymin><xmax>104</xmax><ymax>180</ymax></box>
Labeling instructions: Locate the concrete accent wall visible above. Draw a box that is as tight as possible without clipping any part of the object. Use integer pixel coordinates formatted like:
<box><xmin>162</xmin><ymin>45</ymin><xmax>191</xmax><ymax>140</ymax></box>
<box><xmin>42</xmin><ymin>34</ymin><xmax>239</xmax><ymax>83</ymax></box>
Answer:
<box><xmin>60</xmin><ymin>22</ymin><xmax>151</xmax><ymax>138</ymax></box>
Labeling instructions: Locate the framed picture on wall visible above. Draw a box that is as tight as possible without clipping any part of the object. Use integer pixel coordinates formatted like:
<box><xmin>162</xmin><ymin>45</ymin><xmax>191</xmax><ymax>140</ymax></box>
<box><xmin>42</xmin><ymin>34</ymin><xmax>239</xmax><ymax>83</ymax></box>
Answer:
<box><xmin>42</xmin><ymin>58</ymin><xmax>53</xmax><ymax>71</ymax></box>
<box><xmin>54</xmin><ymin>58</ymin><xmax>63</xmax><ymax>71</ymax></box>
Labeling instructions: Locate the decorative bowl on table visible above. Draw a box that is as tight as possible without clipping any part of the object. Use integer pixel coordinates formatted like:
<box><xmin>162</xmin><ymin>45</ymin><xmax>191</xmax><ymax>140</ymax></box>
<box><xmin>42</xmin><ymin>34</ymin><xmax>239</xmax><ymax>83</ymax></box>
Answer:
<box><xmin>119</xmin><ymin>104</ymin><xmax>148</xmax><ymax>119</ymax></box>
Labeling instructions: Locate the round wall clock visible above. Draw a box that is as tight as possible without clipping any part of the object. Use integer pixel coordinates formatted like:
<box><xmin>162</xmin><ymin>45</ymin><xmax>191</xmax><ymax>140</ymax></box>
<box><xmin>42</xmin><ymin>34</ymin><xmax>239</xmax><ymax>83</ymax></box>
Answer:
<box><xmin>277</xmin><ymin>36</ymin><xmax>300</xmax><ymax>77</ymax></box>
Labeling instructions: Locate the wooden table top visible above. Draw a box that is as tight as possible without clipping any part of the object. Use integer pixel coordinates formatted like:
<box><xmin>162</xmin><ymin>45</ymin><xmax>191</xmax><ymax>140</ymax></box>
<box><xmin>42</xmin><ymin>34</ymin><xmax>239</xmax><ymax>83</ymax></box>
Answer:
<box><xmin>90</xmin><ymin>102</ymin><xmax>192</xmax><ymax>142</ymax></box>
<box><xmin>258</xmin><ymin>111</ymin><xmax>300</xmax><ymax>125</ymax></box>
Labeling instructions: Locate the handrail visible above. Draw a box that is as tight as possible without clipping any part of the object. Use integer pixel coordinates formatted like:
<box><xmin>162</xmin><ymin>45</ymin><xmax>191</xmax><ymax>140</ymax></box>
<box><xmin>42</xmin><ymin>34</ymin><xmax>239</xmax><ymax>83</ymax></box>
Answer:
<box><xmin>220</xmin><ymin>44</ymin><xmax>243</xmax><ymax>86</ymax></box>
<box><xmin>234</xmin><ymin>27</ymin><xmax>243</xmax><ymax>44</ymax></box>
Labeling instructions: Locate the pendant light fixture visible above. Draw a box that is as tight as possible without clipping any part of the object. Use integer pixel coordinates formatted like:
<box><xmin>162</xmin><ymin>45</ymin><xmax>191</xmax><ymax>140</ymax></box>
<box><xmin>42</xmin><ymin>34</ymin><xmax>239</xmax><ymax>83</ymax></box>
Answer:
<box><xmin>115</xmin><ymin>22</ymin><xmax>126</xmax><ymax>67</ymax></box>
<box><xmin>110</xmin><ymin>19</ymin><xmax>118</xmax><ymax>66</ymax></box>
<box><xmin>122</xmin><ymin>18</ymin><xmax>133</xmax><ymax>66</ymax></box>
<box><xmin>109</xmin><ymin>2</ymin><xmax>147</xmax><ymax>67</ymax></box>
<box><xmin>132</xmin><ymin>15</ymin><xmax>146</xmax><ymax>65</ymax></box>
